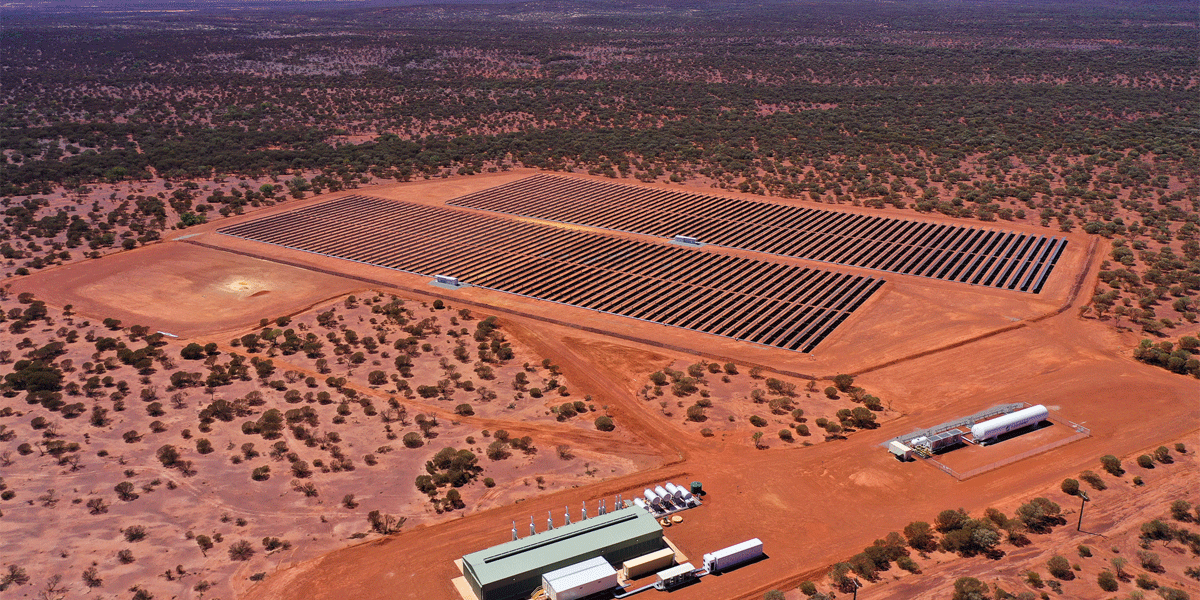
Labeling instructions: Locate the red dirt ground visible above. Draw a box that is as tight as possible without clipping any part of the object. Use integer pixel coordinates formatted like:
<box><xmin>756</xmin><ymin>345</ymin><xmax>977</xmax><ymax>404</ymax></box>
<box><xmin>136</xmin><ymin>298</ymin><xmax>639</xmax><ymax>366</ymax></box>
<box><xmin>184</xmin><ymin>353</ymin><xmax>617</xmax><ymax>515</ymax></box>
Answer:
<box><xmin>5</xmin><ymin>173</ymin><xmax>1197</xmax><ymax>600</ymax></box>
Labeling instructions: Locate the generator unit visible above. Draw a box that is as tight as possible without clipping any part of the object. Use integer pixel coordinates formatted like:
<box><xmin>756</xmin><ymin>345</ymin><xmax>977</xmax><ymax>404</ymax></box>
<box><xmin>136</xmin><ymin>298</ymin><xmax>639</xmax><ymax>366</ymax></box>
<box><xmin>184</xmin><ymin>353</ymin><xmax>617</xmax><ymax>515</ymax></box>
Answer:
<box><xmin>654</xmin><ymin>563</ymin><xmax>697</xmax><ymax>590</ymax></box>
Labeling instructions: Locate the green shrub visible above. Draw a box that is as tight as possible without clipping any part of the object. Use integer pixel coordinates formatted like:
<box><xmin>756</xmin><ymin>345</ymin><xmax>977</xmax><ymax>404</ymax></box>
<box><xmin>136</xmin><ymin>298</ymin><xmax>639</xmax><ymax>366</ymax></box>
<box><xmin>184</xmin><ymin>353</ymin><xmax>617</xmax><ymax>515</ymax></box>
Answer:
<box><xmin>1061</xmin><ymin>478</ymin><xmax>1080</xmax><ymax>496</ymax></box>
<box><xmin>1097</xmin><ymin>571</ymin><xmax>1118</xmax><ymax>592</ymax></box>
<box><xmin>1099</xmin><ymin>455</ymin><xmax>1124</xmax><ymax>476</ymax></box>
<box><xmin>1047</xmin><ymin>555</ymin><xmax>1073</xmax><ymax>580</ymax></box>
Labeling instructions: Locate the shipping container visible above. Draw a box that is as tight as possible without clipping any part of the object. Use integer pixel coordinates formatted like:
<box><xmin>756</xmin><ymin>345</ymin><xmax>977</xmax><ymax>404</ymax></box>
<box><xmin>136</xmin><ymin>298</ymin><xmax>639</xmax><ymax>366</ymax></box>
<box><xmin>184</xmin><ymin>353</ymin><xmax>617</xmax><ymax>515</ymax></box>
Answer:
<box><xmin>542</xmin><ymin>557</ymin><xmax>618</xmax><ymax>600</ymax></box>
<box><xmin>621</xmin><ymin>547</ymin><xmax>675</xmax><ymax>580</ymax></box>
<box><xmin>703</xmin><ymin>538</ymin><xmax>764</xmax><ymax>573</ymax></box>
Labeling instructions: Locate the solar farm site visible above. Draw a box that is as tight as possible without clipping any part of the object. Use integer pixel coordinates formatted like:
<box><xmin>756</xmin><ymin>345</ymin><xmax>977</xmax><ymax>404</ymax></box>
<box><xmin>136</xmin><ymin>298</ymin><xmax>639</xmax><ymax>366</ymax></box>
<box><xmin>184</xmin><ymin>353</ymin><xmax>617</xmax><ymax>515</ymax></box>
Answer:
<box><xmin>449</xmin><ymin>174</ymin><xmax>1068</xmax><ymax>293</ymax></box>
<box><xmin>218</xmin><ymin>196</ymin><xmax>884</xmax><ymax>352</ymax></box>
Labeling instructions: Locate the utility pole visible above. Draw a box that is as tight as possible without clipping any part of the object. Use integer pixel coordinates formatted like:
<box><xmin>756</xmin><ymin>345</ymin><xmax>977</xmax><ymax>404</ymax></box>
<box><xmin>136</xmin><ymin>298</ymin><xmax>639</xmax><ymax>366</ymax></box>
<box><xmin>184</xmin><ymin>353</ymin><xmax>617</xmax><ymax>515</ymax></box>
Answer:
<box><xmin>851</xmin><ymin>578</ymin><xmax>862</xmax><ymax>600</ymax></box>
<box><xmin>1077</xmin><ymin>491</ymin><xmax>1090</xmax><ymax>531</ymax></box>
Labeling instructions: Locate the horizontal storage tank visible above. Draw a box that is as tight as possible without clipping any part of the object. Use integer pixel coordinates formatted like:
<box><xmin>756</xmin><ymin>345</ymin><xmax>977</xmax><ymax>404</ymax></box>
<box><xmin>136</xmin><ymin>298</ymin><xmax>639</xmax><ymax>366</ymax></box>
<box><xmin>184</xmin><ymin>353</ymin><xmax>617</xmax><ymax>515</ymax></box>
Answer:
<box><xmin>643</xmin><ymin>488</ymin><xmax>661</xmax><ymax>507</ymax></box>
<box><xmin>633</xmin><ymin>498</ymin><xmax>648</xmax><ymax>511</ymax></box>
<box><xmin>622</xmin><ymin>547</ymin><xmax>675</xmax><ymax>580</ymax></box>
<box><xmin>664</xmin><ymin>482</ymin><xmax>685</xmax><ymax>502</ymax></box>
<box><xmin>970</xmin><ymin>405</ymin><xmax>1048</xmax><ymax>443</ymax></box>
<box><xmin>542</xmin><ymin>557</ymin><xmax>618</xmax><ymax>600</ymax></box>
<box><xmin>654</xmin><ymin>486</ymin><xmax>671</xmax><ymax>504</ymax></box>
<box><xmin>703</xmin><ymin>538</ymin><xmax>764</xmax><ymax>573</ymax></box>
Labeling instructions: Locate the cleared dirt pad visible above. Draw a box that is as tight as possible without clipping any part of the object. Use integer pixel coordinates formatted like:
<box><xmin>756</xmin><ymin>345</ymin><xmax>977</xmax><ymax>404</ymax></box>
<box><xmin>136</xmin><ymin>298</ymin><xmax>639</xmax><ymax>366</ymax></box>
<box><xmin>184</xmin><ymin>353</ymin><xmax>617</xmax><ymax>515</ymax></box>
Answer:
<box><xmin>9</xmin><ymin>242</ymin><xmax>361</xmax><ymax>339</ymax></box>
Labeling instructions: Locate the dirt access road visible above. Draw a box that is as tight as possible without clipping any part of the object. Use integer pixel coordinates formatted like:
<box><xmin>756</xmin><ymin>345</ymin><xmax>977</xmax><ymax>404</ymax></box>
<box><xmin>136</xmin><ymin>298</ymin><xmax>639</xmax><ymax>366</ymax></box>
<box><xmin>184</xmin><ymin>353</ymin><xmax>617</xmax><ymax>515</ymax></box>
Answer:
<box><xmin>239</xmin><ymin>301</ymin><xmax>1200</xmax><ymax>600</ymax></box>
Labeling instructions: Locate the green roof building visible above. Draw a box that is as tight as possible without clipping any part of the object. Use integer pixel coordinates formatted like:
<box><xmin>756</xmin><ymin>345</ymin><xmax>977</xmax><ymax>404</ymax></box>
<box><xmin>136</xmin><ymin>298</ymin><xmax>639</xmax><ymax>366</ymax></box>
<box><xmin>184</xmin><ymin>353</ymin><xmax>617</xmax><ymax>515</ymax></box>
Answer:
<box><xmin>461</xmin><ymin>508</ymin><xmax>664</xmax><ymax>600</ymax></box>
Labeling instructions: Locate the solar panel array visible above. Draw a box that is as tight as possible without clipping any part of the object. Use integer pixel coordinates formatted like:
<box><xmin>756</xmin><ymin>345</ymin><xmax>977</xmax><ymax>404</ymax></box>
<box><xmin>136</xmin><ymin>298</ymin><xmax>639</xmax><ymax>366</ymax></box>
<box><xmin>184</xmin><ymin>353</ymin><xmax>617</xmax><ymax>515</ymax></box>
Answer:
<box><xmin>219</xmin><ymin>196</ymin><xmax>883</xmax><ymax>352</ymax></box>
<box><xmin>449</xmin><ymin>174</ymin><xmax>1067</xmax><ymax>293</ymax></box>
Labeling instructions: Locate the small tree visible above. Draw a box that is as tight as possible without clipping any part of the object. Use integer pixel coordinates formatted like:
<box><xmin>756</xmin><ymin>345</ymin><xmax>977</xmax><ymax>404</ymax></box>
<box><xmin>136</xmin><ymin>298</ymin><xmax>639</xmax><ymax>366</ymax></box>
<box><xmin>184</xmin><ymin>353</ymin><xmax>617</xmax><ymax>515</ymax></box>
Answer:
<box><xmin>251</xmin><ymin>465</ymin><xmax>270</xmax><ymax>481</ymax></box>
<box><xmin>1047</xmin><ymin>555</ymin><xmax>1074</xmax><ymax>580</ymax></box>
<box><xmin>367</xmin><ymin>510</ymin><xmax>405</xmax><ymax>534</ymax></box>
<box><xmin>156</xmin><ymin>445</ymin><xmax>180</xmax><ymax>468</ymax></box>
<box><xmin>1136</xmin><ymin>454</ymin><xmax>1154</xmax><ymax>469</ymax></box>
<box><xmin>228</xmin><ymin>540</ymin><xmax>254</xmax><ymax>561</ymax></box>
<box><xmin>196</xmin><ymin>534</ymin><xmax>213</xmax><ymax>556</ymax></box>
<box><xmin>114</xmin><ymin>481</ymin><xmax>139</xmax><ymax>501</ymax></box>
<box><xmin>952</xmin><ymin>577</ymin><xmax>991</xmax><ymax>600</ymax></box>
<box><xmin>903</xmin><ymin>521</ymin><xmax>937</xmax><ymax>551</ymax></box>
<box><xmin>1016</xmin><ymin>497</ymin><xmax>1064</xmax><ymax>533</ymax></box>
<box><xmin>1111</xmin><ymin>556</ymin><xmax>1127</xmax><ymax>580</ymax></box>
<box><xmin>1137</xmin><ymin>550</ymin><xmax>1162</xmax><ymax>573</ymax></box>
<box><xmin>832</xmin><ymin>374</ymin><xmax>855</xmax><ymax>392</ymax></box>
<box><xmin>594</xmin><ymin>416</ymin><xmax>615</xmax><ymax>431</ymax></box>
<box><xmin>1169</xmin><ymin>500</ymin><xmax>1193</xmax><ymax>522</ymax></box>
<box><xmin>81</xmin><ymin>566</ymin><xmax>102</xmax><ymax>587</ymax></box>
<box><xmin>1097</xmin><ymin>571</ymin><xmax>1118</xmax><ymax>592</ymax></box>
<box><xmin>1099</xmin><ymin>455</ymin><xmax>1124</xmax><ymax>476</ymax></box>
<box><xmin>122</xmin><ymin>525</ymin><xmax>147</xmax><ymax>542</ymax></box>
<box><xmin>1060</xmin><ymin>478</ymin><xmax>1080</xmax><ymax>496</ymax></box>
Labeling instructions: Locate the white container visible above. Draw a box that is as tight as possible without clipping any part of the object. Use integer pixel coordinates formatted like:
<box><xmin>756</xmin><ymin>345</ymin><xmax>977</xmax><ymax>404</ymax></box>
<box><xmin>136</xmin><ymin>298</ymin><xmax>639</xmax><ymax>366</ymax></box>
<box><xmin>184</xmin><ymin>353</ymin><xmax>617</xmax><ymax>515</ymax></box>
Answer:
<box><xmin>888</xmin><ymin>441</ymin><xmax>913</xmax><ymax>460</ymax></box>
<box><xmin>633</xmin><ymin>498</ymin><xmax>648</xmax><ymax>511</ymax></box>
<box><xmin>655</xmin><ymin>562</ymin><xmax>696</xmax><ymax>589</ymax></box>
<box><xmin>970</xmin><ymin>405</ymin><xmax>1048</xmax><ymax>442</ymax></box>
<box><xmin>434</xmin><ymin>274</ymin><xmax>460</xmax><ymax>286</ymax></box>
<box><xmin>542</xmin><ymin>557</ymin><xmax>618</xmax><ymax>600</ymax></box>
<box><xmin>703</xmin><ymin>538</ymin><xmax>764</xmax><ymax>573</ymax></box>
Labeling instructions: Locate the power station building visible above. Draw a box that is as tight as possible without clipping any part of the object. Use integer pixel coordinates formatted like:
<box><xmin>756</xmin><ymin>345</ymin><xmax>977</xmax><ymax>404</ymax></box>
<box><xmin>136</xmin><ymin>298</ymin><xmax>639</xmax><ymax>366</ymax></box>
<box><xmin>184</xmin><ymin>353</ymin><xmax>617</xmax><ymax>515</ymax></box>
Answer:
<box><xmin>461</xmin><ymin>508</ymin><xmax>664</xmax><ymax>600</ymax></box>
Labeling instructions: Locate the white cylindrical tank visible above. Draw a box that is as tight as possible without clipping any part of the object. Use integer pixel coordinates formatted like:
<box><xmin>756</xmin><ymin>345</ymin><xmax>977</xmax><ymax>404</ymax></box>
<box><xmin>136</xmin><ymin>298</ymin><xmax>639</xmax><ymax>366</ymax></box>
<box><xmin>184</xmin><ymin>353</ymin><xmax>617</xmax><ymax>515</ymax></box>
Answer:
<box><xmin>644</xmin><ymin>488</ymin><xmax>661</xmax><ymax>507</ymax></box>
<box><xmin>664</xmin><ymin>482</ymin><xmax>683</xmax><ymax>501</ymax></box>
<box><xmin>633</xmin><ymin>498</ymin><xmax>648</xmax><ymax>511</ymax></box>
<box><xmin>654</xmin><ymin>486</ymin><xmax>671</xmax><ymax>504</ymax></box>
<box><xmin>668</xmin><ymin>482</ymin><xmax>692</xmax><ymax>501</ymax></box>
<box><xmin>970</xmin><ymin>405</ymin><xmax>1048</xmax><ymax>442</ymax></box>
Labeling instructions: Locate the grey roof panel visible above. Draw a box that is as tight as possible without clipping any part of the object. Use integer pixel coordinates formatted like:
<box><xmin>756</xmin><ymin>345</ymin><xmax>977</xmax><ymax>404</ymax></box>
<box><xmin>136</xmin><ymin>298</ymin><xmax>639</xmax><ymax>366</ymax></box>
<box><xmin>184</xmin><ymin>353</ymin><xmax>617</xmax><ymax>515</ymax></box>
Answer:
<box><xmin>463</xmin><ymin>508</ymin><xmax>661</xmax><ymax>587</ymax></box>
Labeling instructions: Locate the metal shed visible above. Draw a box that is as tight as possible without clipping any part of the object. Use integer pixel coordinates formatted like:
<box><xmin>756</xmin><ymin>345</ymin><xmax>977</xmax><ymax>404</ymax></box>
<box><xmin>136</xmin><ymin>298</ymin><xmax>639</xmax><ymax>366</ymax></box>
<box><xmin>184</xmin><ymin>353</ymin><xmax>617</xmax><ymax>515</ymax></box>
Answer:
<box><xmin>461</xmin><ymin>508</ymin><xmax>664</xmax><ymax>600</ymax></box>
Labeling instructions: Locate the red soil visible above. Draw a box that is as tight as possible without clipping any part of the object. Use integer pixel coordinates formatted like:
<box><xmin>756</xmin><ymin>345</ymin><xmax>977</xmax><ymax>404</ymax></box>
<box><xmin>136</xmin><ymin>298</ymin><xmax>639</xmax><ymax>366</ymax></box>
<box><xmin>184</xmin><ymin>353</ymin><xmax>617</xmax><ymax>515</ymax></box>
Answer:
<box><xmin>5</xmin><ymin>173</ymin><xmax>1196</xmax><ymax>600</ymax></box>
